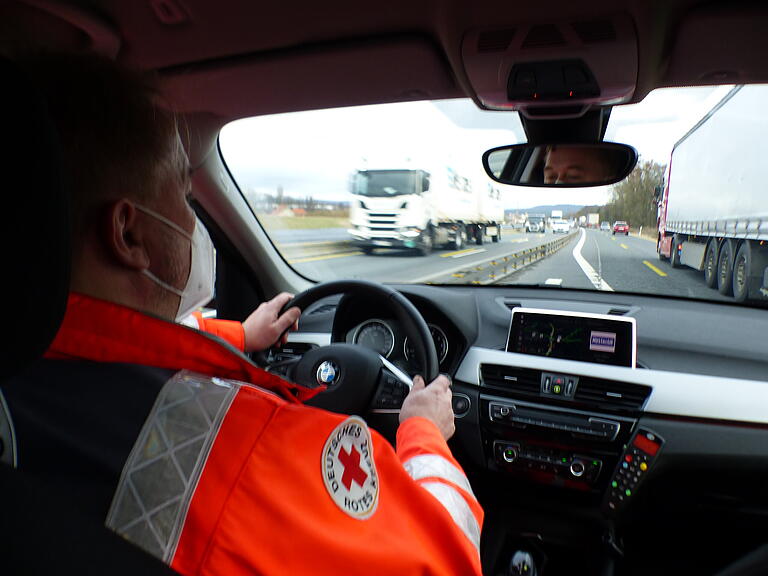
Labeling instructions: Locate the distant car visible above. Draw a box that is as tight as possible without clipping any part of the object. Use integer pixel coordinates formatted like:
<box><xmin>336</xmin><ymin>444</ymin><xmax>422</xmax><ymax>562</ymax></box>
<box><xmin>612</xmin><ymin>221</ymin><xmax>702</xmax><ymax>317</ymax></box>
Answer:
<box><xmin>600</xmin><ymin>221</ymin><xmax>611</xmax><ymax>232</ymax></box>
<box><xmin>550</xmin><ymin>219</ymin><xmax>570</xmax><ymax>234</ymax></box>
<box><xmin>613</xmin><ymin>221</ymin><xmax>630</xmax><ymax>235</ymax></box>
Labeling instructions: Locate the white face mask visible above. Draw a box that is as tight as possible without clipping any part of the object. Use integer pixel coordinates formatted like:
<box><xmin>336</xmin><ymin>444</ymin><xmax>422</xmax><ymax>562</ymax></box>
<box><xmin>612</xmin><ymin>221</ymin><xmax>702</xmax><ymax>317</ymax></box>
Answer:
<box><xmin>135</xmin><ymin>204</ymin><xmax>215</xmax><ymax>321</ymax></box>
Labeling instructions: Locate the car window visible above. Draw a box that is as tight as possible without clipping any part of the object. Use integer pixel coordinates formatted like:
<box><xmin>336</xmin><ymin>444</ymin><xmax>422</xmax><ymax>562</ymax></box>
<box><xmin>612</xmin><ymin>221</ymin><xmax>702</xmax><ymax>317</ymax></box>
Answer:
<box><xmin>219</xmin><ymin>84</ymin><xmax>768</xmax><ymax>307</ymax></box>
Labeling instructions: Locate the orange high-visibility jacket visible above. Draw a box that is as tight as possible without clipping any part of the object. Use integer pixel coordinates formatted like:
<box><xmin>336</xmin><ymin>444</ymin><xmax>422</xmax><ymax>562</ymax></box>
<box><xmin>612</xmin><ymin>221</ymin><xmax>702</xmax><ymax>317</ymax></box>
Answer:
<box><xmin>41</xmin><ymin>294</ymin><xmax>483</xmax><ymax>575</ymax></box>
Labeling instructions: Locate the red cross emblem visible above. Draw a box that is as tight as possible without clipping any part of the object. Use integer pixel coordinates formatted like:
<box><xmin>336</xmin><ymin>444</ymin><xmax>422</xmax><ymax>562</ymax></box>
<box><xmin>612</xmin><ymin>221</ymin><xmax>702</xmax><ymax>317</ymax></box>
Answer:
<box><xmin>338</xmin><ymin>445</ymin><xmax>368</xmax><ymax>490</ymax></box>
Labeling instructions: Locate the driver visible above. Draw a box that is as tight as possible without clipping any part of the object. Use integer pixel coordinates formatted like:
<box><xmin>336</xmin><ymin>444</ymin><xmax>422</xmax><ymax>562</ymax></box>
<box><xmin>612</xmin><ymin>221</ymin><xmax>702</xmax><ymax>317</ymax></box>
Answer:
<box><xmin>2</xmin><ymin>54</ymin><xmax>483</xmax><ymax>575</ymax></box>
<box><xmin>543</xmin><ymin>145</ymin><xmax>616</xmax><ymax>184</ymax></box>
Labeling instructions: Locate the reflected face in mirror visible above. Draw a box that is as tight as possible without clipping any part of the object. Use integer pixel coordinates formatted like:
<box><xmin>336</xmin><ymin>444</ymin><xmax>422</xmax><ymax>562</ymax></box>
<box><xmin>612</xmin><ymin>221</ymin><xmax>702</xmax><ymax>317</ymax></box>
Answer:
<box><xmin>543</xmin><ymin>146</ymin><xmax>614</xmax><ymax>184</ymax></box>
<box><xmin>482</xmin><ymin>142</ymin><xmax>637</xmax><ymax>188</ymax></box>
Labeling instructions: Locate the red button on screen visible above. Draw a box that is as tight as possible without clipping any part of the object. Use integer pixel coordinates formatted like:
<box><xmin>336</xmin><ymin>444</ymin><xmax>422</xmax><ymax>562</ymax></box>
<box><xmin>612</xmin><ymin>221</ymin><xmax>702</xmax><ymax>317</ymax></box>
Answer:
<box><xmin>633</xmin><ymin>434</ymin><xmax>660</xmax><ymax>456</ymax></box>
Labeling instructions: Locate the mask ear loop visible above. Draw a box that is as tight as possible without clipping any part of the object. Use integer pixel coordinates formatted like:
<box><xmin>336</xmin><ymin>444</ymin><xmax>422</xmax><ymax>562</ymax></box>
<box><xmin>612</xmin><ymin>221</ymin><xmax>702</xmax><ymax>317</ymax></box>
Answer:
<box><xmin>134</xmin><ymin>203</ymin><xmax>192</xmax><ymax>299</ymax></box>
<box><xmin>134</xmin><ymin>204</ymin><xmax>193</xmax><ymax>241</ymax></box>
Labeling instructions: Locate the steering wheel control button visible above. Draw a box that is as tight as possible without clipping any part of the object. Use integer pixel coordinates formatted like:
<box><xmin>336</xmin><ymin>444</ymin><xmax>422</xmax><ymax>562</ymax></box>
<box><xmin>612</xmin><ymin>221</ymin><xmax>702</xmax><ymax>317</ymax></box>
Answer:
<box><xmin>540</xmin><ymin>372</ymin><xmax>578</xmax><ymax>398</ymax></box>
<box><xmin>603</xmin><ymin>428</ymin><xmax>664</xmax><ymax>516</ymax></box>
<box><xmin>451</xmin><ymin>394</ymin><xmax>471</xmax><ymax>417</ymax></box>
<box><xmin>316</xmin><ymin>361</ymin><xmax>340</xmax><ymax>386</ymax></box>
<box><xmin>373</xmin><ymin>374</ymin><xmax>409</xmax><ymax>409</ymax></box>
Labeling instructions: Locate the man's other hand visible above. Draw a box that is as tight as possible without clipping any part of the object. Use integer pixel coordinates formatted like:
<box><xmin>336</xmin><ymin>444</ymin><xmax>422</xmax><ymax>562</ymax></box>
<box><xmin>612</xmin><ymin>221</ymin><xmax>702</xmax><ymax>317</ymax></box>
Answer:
<box><xmin>399</xmin><ymin>374</ymin><xmax>455</xmax><ymax>440</ymax></box>
<box><xmin>242</xmin><ymin>292</ymin><xmax>301</xmax><ymax>352</ymax></box>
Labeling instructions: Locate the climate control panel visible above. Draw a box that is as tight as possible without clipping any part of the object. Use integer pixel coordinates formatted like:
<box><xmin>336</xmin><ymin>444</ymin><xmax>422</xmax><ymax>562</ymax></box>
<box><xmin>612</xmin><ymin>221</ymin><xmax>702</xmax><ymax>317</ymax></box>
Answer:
<box><xmin>493</xmin><ymin>440</ymin><xmax>603</xmax><ymax>485</ymax></box>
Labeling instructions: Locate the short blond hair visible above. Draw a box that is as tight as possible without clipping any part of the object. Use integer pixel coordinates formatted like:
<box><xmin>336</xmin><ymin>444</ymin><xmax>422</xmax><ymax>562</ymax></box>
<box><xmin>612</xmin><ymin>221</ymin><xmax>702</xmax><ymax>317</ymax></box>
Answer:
<box><xmin>19</xmin><ymin>52</ymin><xmax>180</xmax><ymax>248</ymax></box>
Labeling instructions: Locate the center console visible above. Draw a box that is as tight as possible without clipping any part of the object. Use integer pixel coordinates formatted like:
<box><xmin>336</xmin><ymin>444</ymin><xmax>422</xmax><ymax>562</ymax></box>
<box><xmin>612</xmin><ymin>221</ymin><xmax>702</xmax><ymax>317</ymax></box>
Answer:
<box><xmin>478</xmin><ymin>309</ymin><xmax>649</xmax><ymax>497</ymax></box>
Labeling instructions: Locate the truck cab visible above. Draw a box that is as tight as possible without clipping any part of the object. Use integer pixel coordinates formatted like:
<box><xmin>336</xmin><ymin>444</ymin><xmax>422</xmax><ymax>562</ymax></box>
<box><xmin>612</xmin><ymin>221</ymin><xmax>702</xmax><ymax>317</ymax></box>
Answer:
<box><xmin>526</xmin><ymin>214</ymin><xmax>546</xmax><ymax>233</ymax></box>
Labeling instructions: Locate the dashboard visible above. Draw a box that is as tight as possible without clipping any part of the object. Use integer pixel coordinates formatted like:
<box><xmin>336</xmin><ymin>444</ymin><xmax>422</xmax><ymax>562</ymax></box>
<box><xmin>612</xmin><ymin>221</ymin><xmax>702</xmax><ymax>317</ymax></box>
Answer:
<box><xmin>287</xmin><ymin>284</ymin><xmax>768</xmax><ymax>573</ymax></box>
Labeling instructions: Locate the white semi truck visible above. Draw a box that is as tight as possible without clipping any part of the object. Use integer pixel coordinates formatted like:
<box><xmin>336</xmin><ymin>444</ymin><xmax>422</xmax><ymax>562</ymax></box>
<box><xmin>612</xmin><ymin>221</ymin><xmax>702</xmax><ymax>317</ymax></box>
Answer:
<box><xmin>657</xmin><ymin>85</ymin><xmax>768</xmax><ymax>302</ymax></box>
<box><xmin>348</xmin><ymin>163</ymin><xmax>504</xmax><ymax>255</ymax></box>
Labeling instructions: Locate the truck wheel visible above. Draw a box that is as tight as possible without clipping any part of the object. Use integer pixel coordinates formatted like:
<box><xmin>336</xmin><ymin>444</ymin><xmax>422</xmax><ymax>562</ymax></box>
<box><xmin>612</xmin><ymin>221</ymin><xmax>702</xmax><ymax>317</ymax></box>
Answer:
<box><xmin>717</xmin><ymin>240</ymin><xmax>735</xmax><ymax>296</ymax></box>
<box><xmin>362</xmin><ymin>246</ymin><xmax>375</xmax><ymax>255</ymax></box>
<box><xmin>657</xmin><ymin>236</ymin><xmax>669</xmax><ymax>262</ymax></box>
<box><xmin>733</xmin><ymin>242</ymin><xmax>750</xmax><ymax>302</ymax></box>
<box><xmin>671</xmin><ymin>234</ymin><xmax>683</xmax><ymax>268</ymax></box>
<box><xmin>452</xmin><ymin>226</ymin><xmax>465</xmax><ymax>250</ymax></box>
<box><xmin>703</xmin><ymin>240</ymin><xmax>719</xmax><ymax>288</ymax></box>
<box><xmin>475</xmin><ymin>226</ymin><xmax>484</xmax><ymax>245</ymax></box>
<box><xmin>492</xmin><ymin>225</ymin><xmax>501</xmax><ymax>243</ymax></box>
<box><xmin>416</xmin><ymin>229</ymin><xmax>433</xmax><ymax>256</ymax></box>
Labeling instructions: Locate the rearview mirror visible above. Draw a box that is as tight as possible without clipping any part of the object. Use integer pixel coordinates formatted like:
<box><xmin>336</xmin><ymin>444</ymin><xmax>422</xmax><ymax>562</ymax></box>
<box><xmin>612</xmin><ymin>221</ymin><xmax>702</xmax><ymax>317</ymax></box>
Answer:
<box><xmin>482</xmin><ymin>142</ymin><xmax>638</xmax><ymax>187</ymax></box>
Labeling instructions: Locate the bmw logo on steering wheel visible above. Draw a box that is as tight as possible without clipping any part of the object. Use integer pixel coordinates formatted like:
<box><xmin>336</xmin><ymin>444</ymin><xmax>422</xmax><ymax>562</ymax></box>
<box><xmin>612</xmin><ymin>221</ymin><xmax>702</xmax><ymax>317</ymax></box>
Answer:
<box><xmin>316</xmin><ymin>360</ymin><xmax>340</xmax><ymax>386</ymax></box>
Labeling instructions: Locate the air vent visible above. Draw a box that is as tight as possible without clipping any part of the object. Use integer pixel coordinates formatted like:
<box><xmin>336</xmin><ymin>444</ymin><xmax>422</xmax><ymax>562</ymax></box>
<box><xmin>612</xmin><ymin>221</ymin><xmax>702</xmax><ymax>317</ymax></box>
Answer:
<box><xmin>521</xmin><ymin>24</ymin><xmax>566</xmax><ymax>48</ymax></box>
<box><xmin>308</xmin><ymin>304</ymin><xmax>337</xmax><ymax>315</ymax></box>
<box><xmin>504</xmin><ymin>301</ymin><xmax>522</xmax><ymax>311</ymax></box>
<box><xmin>481</xmin><ymin>364</ymin><xmax>541</xmax><ymax>397</ymax></box>
<box><xmin>477</xmin><ymin>29</ymin><xmax>516</xmax><ymax>52</ymax></box>
<box><xmin>607</xmin><ymin>307</ymin><xmax>630</xmax><ymax>316</ymax></box>
<box><xmin>574</xmin><ymin>378</ymin><xmax>651</xmax><ymax>412</ymax></box>
<box><xmin>571</xmin><ymin>19</ymin><xmax>616</xmax><ymax>43</ymax></box>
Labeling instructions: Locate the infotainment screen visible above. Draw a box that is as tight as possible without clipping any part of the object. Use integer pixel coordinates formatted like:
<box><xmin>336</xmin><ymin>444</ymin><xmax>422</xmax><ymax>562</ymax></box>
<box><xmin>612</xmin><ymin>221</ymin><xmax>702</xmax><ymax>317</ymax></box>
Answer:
<box><xmin>506</xmin><ymin>307</ymin><xmax>636</xmax><ymax>367</ymax></box>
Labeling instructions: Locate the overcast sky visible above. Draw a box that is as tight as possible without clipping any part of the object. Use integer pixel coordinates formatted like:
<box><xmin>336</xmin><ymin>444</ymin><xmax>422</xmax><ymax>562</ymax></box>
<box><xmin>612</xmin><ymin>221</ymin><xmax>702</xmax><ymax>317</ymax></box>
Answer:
<box><xmin>219</xmin><ymin>85</ymin><xmax>731</xmax><ymax>209</ymax></box>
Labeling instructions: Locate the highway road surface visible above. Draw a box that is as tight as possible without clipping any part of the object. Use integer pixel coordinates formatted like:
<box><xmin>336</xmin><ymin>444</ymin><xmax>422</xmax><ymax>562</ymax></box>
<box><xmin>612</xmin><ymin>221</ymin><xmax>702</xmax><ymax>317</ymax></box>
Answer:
<box><xmin>274</xmin><ymin>226</ymin><xmax>733</xmax><ymax>303</ymax></box>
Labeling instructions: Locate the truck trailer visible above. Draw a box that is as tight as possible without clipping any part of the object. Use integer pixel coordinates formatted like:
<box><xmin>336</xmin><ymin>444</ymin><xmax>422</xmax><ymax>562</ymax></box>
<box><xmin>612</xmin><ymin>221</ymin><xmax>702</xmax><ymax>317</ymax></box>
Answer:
<box><xmin>657</xmin><ymin>85</ymin><xmax>768</xmax><ymax>302</ymax></box>
<box><xmin>348</xmin><ymin>163</ymin><xmax>504</xmax><ymax>255</ymax></box>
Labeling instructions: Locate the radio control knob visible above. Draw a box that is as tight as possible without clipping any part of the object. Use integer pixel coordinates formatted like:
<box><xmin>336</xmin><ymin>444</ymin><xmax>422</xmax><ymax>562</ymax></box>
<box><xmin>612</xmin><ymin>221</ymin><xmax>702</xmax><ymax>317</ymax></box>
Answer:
<box><xmin>502</xmin><ymin>446</ymin><xmax>518</xmax><ymax>463</ymax></box>
<box><xmin>569</xmin><ymin>459</ymin><xmax>586</xmax><ymax>477</ymax></box>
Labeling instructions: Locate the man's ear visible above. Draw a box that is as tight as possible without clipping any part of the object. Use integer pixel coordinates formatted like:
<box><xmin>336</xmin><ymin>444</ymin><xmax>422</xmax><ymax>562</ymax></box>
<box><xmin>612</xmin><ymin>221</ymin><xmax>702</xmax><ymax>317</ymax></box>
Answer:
<box><xmin>107</xmin><ymin>199</ymin><xmax>150</xmax><ymax>270</ymax></box>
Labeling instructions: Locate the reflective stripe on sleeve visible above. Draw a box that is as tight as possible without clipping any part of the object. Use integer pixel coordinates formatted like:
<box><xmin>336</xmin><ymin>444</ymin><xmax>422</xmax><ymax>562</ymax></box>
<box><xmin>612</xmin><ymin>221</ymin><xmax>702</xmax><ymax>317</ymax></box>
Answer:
<box><xmin>402</xmin><ymin>453</ymin><xmax>475</xmax><ymax>498</ymax></box>
<box><xmin>105</xmin><ymin>370</ymin><xmax>238</xmax><ymax>562</ymax></box>
<box><xmin>420</xmin><ymin>482</ymin><xmax>481</xmax><ymax>553</ymax></box>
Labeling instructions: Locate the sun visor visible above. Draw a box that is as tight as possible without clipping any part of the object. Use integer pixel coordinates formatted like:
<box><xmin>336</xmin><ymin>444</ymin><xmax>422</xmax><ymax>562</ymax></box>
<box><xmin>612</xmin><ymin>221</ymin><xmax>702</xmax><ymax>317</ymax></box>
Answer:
<box><xmin>461</xmin><ymin>13</ymin><xmax>637</xmax><ymax>119</ymax></box>
<box><xmin>162</xmin><ymin>37</ymin><xmax>460</xmax><ymax>118</ymax></box>
<box><xmin>664</xmin><ymin>4</ymin><xmax>768</xmax><ymax>86</ymax></box>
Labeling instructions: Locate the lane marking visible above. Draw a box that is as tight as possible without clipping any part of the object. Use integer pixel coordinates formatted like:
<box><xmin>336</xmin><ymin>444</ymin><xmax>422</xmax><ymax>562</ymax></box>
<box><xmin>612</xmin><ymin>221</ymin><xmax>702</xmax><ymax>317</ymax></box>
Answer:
<box><xmin>620</xmin><ymin>243</ymin><xmax>629</xmax><ymax>250</ymax></box>
<box><xmin>572</xmin><ymin>229</ymin><xmax>614</xmax><ymax>291</ymax></box>
<box><xmin>643</xmin><ymin>260</ymin><xmax>668</xmax><ymax>277</ymax></box>
<box><xmin>544</xmin><ymin>278</ymin><xmax>563</xmax><ymax>286</ymax></box>
<box><xmin>288</xmin><ymin>251</ymin><xmax>363</xmax><ymax>264</ymax></box>
<box><xmin>279</xmin><ymin>239</ymin><xmax>350</xmax><ymax>248</ymax></box>
<box><xmin>441</xmin><ymin>248</ymin><xmax>487</xmax><ymax>259</ymax></box>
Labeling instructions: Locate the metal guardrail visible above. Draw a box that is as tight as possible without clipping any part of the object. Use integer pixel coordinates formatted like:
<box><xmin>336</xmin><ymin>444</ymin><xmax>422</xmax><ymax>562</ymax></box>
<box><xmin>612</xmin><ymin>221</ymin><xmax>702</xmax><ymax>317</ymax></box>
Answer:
<box><xmin>276</xmin><ymin>231</ymin><xmax>577</xmax><ymax>281</ymax></box>
<box><xmin>430</xmin><ymin>232</ymin><xmax>578</xmax><ymax>285</ymax></box>
<box><xmin>277</xmin><ymin>240</ymin><xmax>356</xmax><ymax>262</ymax></box>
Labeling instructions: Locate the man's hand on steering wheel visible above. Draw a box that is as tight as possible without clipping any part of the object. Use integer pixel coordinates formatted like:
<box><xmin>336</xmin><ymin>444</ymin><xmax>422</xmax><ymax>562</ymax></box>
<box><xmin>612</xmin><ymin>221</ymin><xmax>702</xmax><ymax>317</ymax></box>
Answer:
<box><xmin>400</xmin><ymin>374</ymin><xmax>455</xmax><ymax>440</ymax></box>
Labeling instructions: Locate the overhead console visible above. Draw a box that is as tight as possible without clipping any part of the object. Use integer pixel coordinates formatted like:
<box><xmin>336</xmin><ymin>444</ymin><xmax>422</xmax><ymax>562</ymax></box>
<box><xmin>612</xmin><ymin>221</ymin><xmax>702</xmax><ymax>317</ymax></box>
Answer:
<box><xmin>461</xmin><ymin>13</ymin><xmax>638</xmax><ymax>118</ymax></box>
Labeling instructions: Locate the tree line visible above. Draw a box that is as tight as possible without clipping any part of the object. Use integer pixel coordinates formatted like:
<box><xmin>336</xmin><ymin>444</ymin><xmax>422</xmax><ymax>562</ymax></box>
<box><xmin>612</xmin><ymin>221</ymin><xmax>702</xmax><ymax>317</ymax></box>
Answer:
<box><xmin>572</xmin><ymin>159</ymin><xmax>666</xmax><ymax>233</ymax></box>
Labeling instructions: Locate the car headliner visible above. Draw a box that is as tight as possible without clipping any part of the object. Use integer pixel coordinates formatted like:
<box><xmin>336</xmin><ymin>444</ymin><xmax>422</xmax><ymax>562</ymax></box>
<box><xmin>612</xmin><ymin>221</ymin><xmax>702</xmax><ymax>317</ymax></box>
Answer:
<box><xmin>7</xmin><ymin>1</ymin><xmax>768</xmax><ymax>119</ymax></box>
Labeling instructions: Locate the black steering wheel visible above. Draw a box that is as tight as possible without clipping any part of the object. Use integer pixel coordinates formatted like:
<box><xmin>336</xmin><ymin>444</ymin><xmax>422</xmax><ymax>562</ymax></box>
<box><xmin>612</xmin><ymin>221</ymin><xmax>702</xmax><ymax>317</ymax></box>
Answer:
<box><xmin>277</xmin><ymin>280</ymin><xmax>439</xmax><ymax>414</ymax></box>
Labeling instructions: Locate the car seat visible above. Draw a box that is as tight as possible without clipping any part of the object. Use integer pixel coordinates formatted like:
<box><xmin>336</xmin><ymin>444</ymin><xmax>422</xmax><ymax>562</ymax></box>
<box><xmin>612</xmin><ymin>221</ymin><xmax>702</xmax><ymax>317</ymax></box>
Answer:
<box><xmin>0</xmin><ymin>55</ymin><xmax>176</xmax><ymax>576</ymax></box>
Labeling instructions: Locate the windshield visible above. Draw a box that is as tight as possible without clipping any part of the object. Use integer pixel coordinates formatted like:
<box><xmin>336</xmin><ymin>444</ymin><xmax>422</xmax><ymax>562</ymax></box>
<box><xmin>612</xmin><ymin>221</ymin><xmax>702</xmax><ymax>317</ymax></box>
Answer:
<box><xmin>354</xmin><ymin>170</ymin><xmax>421</xmax><ymax>197</ymax></box>
<box><xmin>220</xmin><ymin>85</ymin><xmax>768</xmax><ymax>306</ymax></box>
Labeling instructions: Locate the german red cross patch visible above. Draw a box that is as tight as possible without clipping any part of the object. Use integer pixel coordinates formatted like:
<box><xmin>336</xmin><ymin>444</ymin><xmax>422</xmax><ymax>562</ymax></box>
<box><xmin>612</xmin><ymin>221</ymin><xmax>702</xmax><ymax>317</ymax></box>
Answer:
<box><xmin>322</xmin><ymin>416</ymin><xmax>379</xmax><ymax>519</ymax></box>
